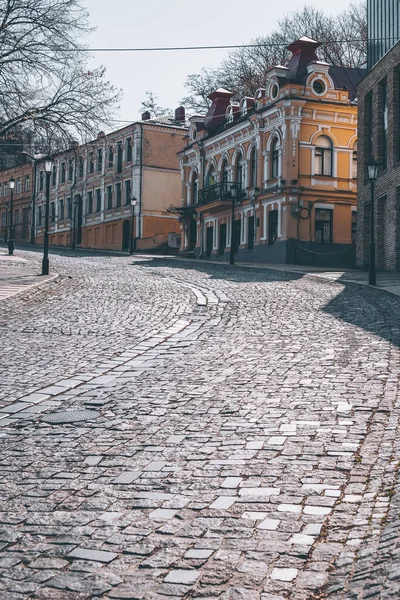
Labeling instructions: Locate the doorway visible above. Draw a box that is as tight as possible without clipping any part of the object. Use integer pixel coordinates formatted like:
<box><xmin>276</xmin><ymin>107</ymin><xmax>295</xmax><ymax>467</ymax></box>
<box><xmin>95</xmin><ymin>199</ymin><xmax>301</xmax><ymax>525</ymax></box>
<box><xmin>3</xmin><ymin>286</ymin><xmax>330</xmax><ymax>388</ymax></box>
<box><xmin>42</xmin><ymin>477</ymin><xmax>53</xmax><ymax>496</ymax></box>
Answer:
<box><xmin>232</xmin><ymin>219</ymin><xmax>241</xmax><ymax>254</ymax></box>
<box><xmin>247</xmin><ymin>215</ymin><xmax>255</xmax><ymax>250</ymax></box>
<box><xmin>206</xmin><ymin>226</ymin><xmax>214</xmax><ymax>257</ymax></box>
<box><xmin>219</xmin><ymin>223</ymin><xmax>227</xmax><ymax>255</ymax></box>
<box><xmin>76</xmin><ymin>196</ymin><xmax>83</xmax><ymax>245</ymax></box>
<box><xmin>122</xmin><ymin>220</ymin><xmax>130</xmax><ymax>251</ymax></box>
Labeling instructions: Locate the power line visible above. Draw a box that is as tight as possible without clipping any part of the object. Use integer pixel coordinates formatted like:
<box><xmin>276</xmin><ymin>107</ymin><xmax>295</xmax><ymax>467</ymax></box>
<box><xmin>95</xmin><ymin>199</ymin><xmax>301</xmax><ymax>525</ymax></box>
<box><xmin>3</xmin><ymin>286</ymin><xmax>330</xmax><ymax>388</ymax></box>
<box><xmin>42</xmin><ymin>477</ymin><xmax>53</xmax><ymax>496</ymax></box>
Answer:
<box><xmin>62</xmin><ymin>39</ymin><xmax>374</xmax><ymax>53</ymax></box>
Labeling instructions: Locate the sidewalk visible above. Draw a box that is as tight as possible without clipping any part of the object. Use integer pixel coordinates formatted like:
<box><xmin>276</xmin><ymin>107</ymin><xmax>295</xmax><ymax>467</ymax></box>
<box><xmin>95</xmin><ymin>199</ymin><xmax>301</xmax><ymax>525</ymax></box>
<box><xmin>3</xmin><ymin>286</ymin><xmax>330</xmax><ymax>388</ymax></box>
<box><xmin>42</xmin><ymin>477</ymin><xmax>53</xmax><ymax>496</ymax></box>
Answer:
<box><xmin>0</xmin><ymin>250</ymin><xmax>57</xmax><ymax>300</ymax></box>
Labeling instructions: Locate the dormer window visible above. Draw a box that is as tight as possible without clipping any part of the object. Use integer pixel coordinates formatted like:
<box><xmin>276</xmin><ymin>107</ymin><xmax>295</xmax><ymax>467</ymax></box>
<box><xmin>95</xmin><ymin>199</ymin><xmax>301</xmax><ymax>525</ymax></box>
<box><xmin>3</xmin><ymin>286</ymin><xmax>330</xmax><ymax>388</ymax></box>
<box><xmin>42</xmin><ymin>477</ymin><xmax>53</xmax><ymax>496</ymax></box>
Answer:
<box><xmin>270</xmin><ymin>83</ymin><xmax>279</xmax><ymax>101</ymax></box>
<box><xmin>240</xmin><ymin>99</ymin><xmax>247</xmax><ymax>117</ymax></box>
<box><xmin>191</xmin><ymin>127</ymin><xmax>197</xmax><ymax>142</ymax></box>
<box><xmin>312</xmin><ymin>79</ymin><xmax>326</xmax><ymax>95</ymax></box>
<box><xmin>226</xmin><ymin>106</ymin><xmax>234</xmax><ymax>124</ymax></box>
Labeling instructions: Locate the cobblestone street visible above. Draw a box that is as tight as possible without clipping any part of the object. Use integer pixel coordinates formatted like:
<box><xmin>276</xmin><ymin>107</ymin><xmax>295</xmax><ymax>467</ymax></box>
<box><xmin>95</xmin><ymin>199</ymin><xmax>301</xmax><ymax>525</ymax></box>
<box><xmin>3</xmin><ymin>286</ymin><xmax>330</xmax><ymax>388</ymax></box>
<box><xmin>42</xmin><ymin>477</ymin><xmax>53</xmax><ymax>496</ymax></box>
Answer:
<box><xmin>1</xmin><ymin>249</ymin><xmax>400</xmax><ymax>599</ymax></box>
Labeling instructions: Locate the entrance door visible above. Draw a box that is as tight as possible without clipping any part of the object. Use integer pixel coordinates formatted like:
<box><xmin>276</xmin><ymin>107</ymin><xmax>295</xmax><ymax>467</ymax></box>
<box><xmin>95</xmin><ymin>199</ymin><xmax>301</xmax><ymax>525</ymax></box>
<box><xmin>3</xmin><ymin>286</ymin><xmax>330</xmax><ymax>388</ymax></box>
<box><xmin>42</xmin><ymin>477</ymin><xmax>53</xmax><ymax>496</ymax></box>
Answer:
<box><xmin>206</xmin><ymin>226</ymin><xmax>213</xmax><ymax>257</ymax></box>
<box><xmin>122</xmin><ymin>220</ymin><xmax>130</xmax><ymax>251</ymax></box>
<box><xmin>22</xmin><ymin>207</ymin><xmax>29</xmax><ymax>239</ymax></box>
<box><xmin>76</xmin><ymin>196</ymin><xmax>83</xmax><ymax>245</ymax></box>
<box><xmin>219</xmin><ymin>223</ymin><xmax>227</xmax><ymax>255</ymax></box>
<box><xmin>233</xmin><ymin>219</ymin><xmax>241</xmax><ymax>254</ymax></box>
<box><xmin>247</xmin><ymin>215</ymin><xmax>254</xmax><ymax>250</ymax></box>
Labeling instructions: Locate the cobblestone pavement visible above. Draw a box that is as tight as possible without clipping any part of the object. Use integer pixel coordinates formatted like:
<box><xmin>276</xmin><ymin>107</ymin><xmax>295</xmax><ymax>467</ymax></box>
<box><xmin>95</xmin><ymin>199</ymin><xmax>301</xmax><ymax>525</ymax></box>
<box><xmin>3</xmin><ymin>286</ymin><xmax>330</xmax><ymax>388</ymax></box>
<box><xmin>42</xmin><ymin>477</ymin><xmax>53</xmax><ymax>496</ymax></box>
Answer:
<box><xmin>1</xmin><ymin>250</ymin><xmax>400</xmax><ymax>599</ymax></box>
<box><xmin>0</xmin><ymin>251</ymin><xmax>56</xmax><ymax>300</ymax></box>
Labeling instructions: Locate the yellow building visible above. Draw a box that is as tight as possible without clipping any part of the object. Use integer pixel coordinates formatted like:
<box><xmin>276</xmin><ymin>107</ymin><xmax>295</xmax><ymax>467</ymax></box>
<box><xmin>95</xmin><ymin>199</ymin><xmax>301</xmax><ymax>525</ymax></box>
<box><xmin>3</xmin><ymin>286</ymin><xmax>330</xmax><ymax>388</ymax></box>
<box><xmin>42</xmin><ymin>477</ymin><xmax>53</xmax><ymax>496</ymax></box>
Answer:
<box><xmin>178</xmin><ymin>38</ymin><xmax>364</xmax><ymax>267</ymax></box>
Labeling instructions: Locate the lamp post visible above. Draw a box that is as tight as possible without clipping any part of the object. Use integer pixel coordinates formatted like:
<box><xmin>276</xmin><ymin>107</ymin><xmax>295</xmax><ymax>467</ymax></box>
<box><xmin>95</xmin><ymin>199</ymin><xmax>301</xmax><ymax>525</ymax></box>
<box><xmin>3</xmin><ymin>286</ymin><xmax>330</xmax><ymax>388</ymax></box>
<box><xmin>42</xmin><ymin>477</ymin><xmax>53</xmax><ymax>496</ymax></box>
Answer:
<box><xmin>367</xmin><ymin>156</ymin><xmax>379</xmax><ymax>286</ymax></box>
<box><xmin>130</xmin><ymin>197</ymin><xmax>137</xmax><ymax>255</ymax></box>
<box><xmin>42</xmin><ymin>155</ymin><xmax>54</xmax><ymax>276</ymax></box>
<box><xmin>229</xmin><ymin>184</ymin><xmax>240</xmax><ymax>265</ymax></box>
<box><xmin>8</xmin><ymin>178</ymin><xmax>15</xmax><ymax>255</ymax></box>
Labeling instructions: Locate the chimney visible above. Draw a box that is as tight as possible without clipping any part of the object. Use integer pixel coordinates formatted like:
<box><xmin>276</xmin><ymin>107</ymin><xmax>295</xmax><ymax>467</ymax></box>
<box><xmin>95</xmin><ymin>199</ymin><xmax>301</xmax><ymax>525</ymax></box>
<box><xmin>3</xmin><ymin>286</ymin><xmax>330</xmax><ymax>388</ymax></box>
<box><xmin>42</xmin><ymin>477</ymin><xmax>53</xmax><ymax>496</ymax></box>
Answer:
<box><xmin>204</xmin><ymin>88</ymin><xmax>234</xmax><ymax>132</ymax></box>
<box><xmin>175</xmin><ymin>106</ymin><xmax>185</xmax><ymax>123</ymax></box>
<box><xmin>142</xmin><ymin>111</ymin><xmax>151</xmax><ymax>121</ymax></box>
<box><xmin>286</xmin><ymin>37</ymin><xmax>320</xmax><ymax>82</ymax></box>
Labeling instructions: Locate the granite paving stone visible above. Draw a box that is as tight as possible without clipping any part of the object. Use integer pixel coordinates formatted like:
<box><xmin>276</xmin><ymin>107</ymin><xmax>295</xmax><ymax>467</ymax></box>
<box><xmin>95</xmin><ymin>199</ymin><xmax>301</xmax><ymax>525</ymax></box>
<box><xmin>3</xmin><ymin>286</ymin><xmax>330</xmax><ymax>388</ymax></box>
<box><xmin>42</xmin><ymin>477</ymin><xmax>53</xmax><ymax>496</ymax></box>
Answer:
<box><xmin>1</xmin><ymin>250</ymin><xmax>400</xmax><ymax>598</ymax></box>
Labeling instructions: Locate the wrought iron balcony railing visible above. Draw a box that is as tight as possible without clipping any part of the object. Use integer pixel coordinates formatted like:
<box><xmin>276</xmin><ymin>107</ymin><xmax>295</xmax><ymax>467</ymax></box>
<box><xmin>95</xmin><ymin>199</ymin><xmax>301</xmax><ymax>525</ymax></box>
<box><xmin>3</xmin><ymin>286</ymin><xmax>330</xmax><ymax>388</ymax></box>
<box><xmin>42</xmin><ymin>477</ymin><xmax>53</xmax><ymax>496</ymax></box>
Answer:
<box><xmin>199</xmin><ymin>181</ymin><xmax>243</xmax><ymax>207</ymax></box>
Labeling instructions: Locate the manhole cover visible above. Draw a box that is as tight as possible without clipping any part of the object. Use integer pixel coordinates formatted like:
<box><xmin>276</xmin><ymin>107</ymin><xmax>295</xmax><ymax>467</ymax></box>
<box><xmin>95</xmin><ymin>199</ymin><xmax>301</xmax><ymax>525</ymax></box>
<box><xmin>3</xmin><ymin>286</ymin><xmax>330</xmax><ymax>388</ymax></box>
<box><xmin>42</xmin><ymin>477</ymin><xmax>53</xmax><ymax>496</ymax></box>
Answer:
<box><xmin>42</xmin><ymin>409</ymin><xmax>98</xmax><ymax>424</ymax></box>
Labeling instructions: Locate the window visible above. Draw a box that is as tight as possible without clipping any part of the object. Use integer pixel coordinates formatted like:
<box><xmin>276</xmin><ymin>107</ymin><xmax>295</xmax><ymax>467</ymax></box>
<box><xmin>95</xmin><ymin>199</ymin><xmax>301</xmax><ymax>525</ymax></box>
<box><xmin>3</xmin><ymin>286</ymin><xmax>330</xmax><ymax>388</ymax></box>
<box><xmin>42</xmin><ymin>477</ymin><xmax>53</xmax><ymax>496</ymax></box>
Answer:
<box><xmin>268</xmin><ymin>209</ymin><xmax>278</xmax><ymax>246</ymax></box>
<box><xmin>0</xmin><ymin>185</ymin><xmax>2</xmax><ymax>198</ymax></box>
<box><xmin>25</xmin><ymin>175</ymin><xmax>30</xmax><ymax>192</ymax></box>
<box><xmin>106</xmin><ymin>185</ymin><xmax>112</xmax><ymax>209</ymax></box>
<box><xmin>95</xmin><ymin>188</ymin><xmax>101</xmax><ymax>212</ymax></box>
<box><xmin>39</xmin><ymin>171</ymin><xmax>44</xmax><ymax>191</ymax></box>
<box><xmin>38</xmin><ymin>206</ymin><xmax>42</xmax><ymax>226</ymax></box>
<box><xmin>68</xmin><ymin>161</ymin><xmax>73</xmax><ymax>181</ymax></box>
<box><xmin>236</xmin><ymin>153</ymin><xmax>244</xmax><ymax>187</ymax></box>
<box><xmin>205</xmin><ymin>167</ymin><xmax>215</xmax><ymax>187</ymax></box>
<box><xmin>61</xmin><ymin>162</ymin><xmax>66</xmax><ymax>183</ymax></box>
<box><xmin>50</xmin><ymin>202</ymin><xmax>55</xmax><ymax>223</ymax></box>
<box><xmin>1</xmin><ymin>212</ymin><xmax>5</xmax><ymax>227</ymax></box>
<box><xmin>3</xmin><ymin>182</ymin><xmax>7</xmax><ymax>196</ymax></box>
<box><xmin>271</xmin><ymin>138</ymin><xmax>279</xmax><ymax>178</ymax></box>
<box><xmin>315</xmin><ymin>208</ymin><xmax>333</xmax><ymax>244</ymax></box>
<box><xmin>97</xmin><ymin>149</ymin><xmax>103</xmax><ymax>172</ymax></box>
<box><xmin>351</xmin><ymin>211</ymin><xmax>357</xmax><ymax>244</ymax></box>
<box><xmin>315</xmin><ymin>136</ymin><xmax>333</xmax><ymax>176</ymax></box>
<box><xmin>79</xmin><ymin>156</ymin><xmax>84</xmax><ymax>178</ymax></box>
<box><xmin>116</xmin><ymin>182</ymin><xmax>121</xmax><ymax>207</ymax></box>
<box><xmin>88</xmin><ymin>152</ymin><xmax>94</xmax><ymax>174</ymax></box>
<box><xmin>108</xmin><ymin>145</ymin><xmax>114</xmax><ymax>168</ymax></box>
<box><xmin>124</xmin><ymin>179</ymin><xmax>131</xmax><ymax>205</ymax></box>
<box><xmin>117</xmin><ymin>142</ymin><xmax>123</xmax><ymax>173</ymax></box>
<box><xmin>15</xmin><ymin>209</ymin><xmax>20</xmax><ymax>225</ymax></box>
<box><xmin>87</xmin><ymin>191</ymin><xmax>93</xmax><ymax>214</ymax></box>
<box><xmin>380</xmin><ymin>80</ymin><xmax>388</xmax><ymax>170</ymax></box>
<box><xmin>52</xmin><ymin>166</ymin><xmax>57</xmax><ymax>186</ymax></box>
<box><xmin>365</xmin><ymin>91</ymin><xmax>373</xmax><ymax>165</ymax></box>
<box><xmin>191</xmin><ymin>172</ymin><xmax>198</xmax><ymax>205</ymax></box>
<box><xmin>60</xmin><ymin>199</ymin><xmax>65</xmax><ymax>221</ymax></box>
<box><xmin>353</xmin><ymin>141</ymin><xmax>358</xmax><ymax>179</ymax></box>
<box><xmin>67</xmin><ymin>197</ymin><xmax>72</xmax><ymax>219</ymax></box>
<box><xmin>126</xmin><ymin>137</ymin><xmax>132</xmax><ymax>162</ymax></box>
<box><xmin>250</xmin><ymin>149</ymin><xmax>257</xmax><ymax>187</ymax></box>
<box><xmin>16</xmin><ymin>178</ymin><xmax>21</xmax><ymax>194</ymax></box>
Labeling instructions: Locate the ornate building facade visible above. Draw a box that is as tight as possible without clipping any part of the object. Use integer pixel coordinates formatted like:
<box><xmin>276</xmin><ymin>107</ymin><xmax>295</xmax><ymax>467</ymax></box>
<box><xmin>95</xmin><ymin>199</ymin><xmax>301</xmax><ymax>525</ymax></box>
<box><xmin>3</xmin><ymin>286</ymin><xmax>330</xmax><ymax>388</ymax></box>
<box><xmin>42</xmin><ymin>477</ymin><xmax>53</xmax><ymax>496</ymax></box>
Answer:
<box><xmin>178</xmin><ymin>38</ymin><xmax>364</xmax><ymax>267</ymax></box>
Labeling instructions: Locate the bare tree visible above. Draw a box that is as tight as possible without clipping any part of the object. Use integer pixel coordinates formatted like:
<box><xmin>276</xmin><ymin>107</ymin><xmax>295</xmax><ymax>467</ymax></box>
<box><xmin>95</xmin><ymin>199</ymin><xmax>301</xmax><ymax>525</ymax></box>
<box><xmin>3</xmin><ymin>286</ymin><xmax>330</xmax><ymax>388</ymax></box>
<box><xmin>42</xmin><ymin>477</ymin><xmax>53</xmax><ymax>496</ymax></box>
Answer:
<box><xmin>140</xmin><ymin>91</ymin><xmax>171</xmax><ymax>118</ymax></box>
<box><xmin>182</xmin><ymin>2</ymin><xmax>367</xmax><ymax>112</ymax></box>
<box><xmin>0</xmin><ymin>0</ymin><xmax>121</xmax><ymax>149</ymax></box>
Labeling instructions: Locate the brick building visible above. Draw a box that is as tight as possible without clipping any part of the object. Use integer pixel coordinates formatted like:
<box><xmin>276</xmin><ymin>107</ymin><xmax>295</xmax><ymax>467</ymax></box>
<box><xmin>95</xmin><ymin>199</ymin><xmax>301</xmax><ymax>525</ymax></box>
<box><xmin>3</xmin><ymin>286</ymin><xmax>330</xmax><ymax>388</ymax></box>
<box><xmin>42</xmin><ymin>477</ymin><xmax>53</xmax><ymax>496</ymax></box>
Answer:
<box><xmin>0</xmin><ymin>160</ymin><xmax>34</xmax><ymax>245</ymax></box>
<box><xmin>178</xmin><ymin>38</ymin><xmax>363</xmax><ymax>267</ymax></box>
<box><xmin>357</xmin><ymin>8</ymin><xmax>400</xmax><ymax>271</ymax></box>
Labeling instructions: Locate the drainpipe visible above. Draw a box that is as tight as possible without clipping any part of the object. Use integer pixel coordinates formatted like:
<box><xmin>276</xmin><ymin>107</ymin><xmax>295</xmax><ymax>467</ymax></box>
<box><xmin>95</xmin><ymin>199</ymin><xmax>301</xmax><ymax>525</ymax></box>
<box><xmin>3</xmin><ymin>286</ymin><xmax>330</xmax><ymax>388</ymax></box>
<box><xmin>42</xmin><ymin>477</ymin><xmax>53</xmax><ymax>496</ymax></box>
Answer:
<box><xmin>199</xmin><ymin>140</ymin><xmax>206</xmax><ymax>257</ymax></box>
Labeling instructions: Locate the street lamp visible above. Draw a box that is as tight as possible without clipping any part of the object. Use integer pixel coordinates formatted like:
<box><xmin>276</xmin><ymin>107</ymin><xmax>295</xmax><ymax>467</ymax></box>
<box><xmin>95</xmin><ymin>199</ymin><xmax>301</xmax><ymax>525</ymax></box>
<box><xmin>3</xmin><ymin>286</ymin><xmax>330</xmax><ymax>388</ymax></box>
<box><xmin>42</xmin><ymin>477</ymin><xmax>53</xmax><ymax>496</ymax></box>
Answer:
<box><xmin>367</xmin><ymin>156</ymin><xmax>379</xmax><ymax>286</ymax></box>
<box><xmin>130</xmin><ymin>197</ymin><xmax>137</xmax><ymax>255</ymax></box>
<box><xmin>8</xmin><ymin>178</ymin><xmax>15</xmax><ymax>255</ymax></box>
<box><xmin>42</xmin><ymin>155</ymin><xmax>54</xmax><ymax>275</ymax></box>
<box><xmin>229</xmin><ymin>184</ymin><xmax>240</xmax><ymax>265</ymax></box>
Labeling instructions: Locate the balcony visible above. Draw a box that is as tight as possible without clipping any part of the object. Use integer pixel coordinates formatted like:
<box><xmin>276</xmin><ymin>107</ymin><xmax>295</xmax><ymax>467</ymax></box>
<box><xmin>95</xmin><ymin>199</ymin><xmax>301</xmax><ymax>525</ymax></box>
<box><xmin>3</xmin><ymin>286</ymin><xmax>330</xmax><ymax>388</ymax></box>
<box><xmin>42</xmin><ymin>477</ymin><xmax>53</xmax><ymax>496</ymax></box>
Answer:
<box><xmin>199</xmin><ymin>181</ymin><xmax>243</xmax><ymax>207</ymax></box>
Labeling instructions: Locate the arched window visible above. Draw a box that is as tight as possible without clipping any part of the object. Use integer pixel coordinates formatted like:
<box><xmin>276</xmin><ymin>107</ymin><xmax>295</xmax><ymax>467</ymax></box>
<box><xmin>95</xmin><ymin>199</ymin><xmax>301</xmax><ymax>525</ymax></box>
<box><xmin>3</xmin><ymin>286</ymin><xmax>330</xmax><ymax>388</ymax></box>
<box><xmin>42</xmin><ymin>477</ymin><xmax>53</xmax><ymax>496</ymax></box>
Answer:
<box><xmin>352</xmin><ymin>141</ymin><xmax>358</xmax><ymax>179</ymax></box>
<box><xmin>226</xmin><ymin>106</ymin><xmax>234</xmax><ymax>124</ymax></box>
<box><xmin>205</xmin><ymin>166</ymin><xmax>215</xmax><ymax>187</ymax></box>
<box><xmin>236</xmin><ymin>153</ymin><xmax>244</xmax><ymax>187</ymax></box>
<box><xmin>221</xmin><ymin>160</ymin><xmax>228</xmax><ymax>193</ymax></box>
<box><xmin>271</xmin><ymin>138</ymin><xmax>279</xmax><ymax>179</ymax></box>
<box><xmin>315</xmin><ymin>136</ymin><xmax>333</xmax><ymax>176</ymax></box>
<box><xmin>250</xmin><ymin>148</ymin><xmax>257</xmax><ymax>187</ymax></box>
<box><xmin>192</xmin><ymin>172</ymin><xmax>198</xmax><ymax>205</ymax></box>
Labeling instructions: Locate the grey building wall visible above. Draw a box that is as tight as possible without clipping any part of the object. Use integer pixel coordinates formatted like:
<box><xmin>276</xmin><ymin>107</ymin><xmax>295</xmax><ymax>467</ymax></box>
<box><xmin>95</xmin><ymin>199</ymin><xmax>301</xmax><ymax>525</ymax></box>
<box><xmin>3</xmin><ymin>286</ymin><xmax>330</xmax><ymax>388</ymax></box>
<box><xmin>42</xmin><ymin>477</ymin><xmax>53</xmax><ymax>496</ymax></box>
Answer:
<box><xmin>368</xmin><ymin>0</ymin><xmax>400</xmax><ymax>68</ymax></box>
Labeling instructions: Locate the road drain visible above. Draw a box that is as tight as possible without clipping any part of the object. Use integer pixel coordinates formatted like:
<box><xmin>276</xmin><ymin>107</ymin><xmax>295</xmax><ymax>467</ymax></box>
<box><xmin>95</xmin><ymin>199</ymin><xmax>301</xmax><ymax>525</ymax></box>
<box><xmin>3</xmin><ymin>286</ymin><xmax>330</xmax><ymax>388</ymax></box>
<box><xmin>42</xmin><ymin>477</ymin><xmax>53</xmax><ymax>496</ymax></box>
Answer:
<box><xmin>42</xmin><ymin>409</ymin><xmax>98</xmax><ymax>424</ymax></box>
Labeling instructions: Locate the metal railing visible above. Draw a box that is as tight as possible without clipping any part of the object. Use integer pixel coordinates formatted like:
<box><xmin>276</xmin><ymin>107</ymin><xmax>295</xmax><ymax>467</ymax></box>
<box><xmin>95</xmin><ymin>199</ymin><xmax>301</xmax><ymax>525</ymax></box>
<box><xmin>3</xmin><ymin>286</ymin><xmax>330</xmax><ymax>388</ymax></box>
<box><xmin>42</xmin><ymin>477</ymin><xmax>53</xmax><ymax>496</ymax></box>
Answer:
<box><xmin>199</xmin><ymin>181</ymin><xmax>243</xmax><ymax>206</ymax></box>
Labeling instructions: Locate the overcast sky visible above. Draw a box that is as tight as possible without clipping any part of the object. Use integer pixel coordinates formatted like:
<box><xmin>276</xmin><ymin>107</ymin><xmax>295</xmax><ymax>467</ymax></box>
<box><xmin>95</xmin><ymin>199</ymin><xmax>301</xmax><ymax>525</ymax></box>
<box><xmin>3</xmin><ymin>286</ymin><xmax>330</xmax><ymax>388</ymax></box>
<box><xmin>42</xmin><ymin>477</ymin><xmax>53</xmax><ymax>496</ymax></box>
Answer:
<box><xmin>82</xmin><ymin>0</ymin><xmax>354</xmax><ymax>126</ymax></box>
